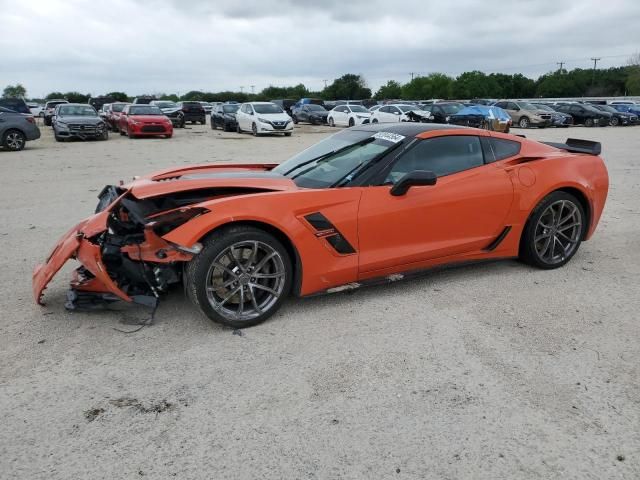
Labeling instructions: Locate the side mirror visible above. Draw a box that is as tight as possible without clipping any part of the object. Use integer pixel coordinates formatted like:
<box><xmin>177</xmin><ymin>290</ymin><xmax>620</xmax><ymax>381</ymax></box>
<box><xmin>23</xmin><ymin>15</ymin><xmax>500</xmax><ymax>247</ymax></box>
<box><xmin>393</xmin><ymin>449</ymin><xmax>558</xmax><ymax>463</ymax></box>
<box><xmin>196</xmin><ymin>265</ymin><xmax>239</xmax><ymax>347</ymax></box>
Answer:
<box><xmin>390</xmin><ymin>170</ymin><xmax>437</xmax><ymax>196</ymax></box>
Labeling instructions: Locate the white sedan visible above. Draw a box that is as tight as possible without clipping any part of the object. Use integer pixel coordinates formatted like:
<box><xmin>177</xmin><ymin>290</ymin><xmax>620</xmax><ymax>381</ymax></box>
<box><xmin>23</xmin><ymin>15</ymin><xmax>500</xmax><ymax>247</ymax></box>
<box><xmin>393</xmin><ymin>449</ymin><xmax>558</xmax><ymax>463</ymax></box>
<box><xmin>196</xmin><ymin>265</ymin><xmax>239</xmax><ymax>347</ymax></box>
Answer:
<box><xmin>370</xmin><ymin>104</ymin><xmax>420</xmax><ymax>123</ymax></box>
<box><xmin>235</xmin><ymin>102</ymin><xmax>293</xmax><ymax>136</ymax></box>
<box><xmin>327</xmin><ymin>105</ymin><xmax>372</xmax><ymax>127</ymax></box>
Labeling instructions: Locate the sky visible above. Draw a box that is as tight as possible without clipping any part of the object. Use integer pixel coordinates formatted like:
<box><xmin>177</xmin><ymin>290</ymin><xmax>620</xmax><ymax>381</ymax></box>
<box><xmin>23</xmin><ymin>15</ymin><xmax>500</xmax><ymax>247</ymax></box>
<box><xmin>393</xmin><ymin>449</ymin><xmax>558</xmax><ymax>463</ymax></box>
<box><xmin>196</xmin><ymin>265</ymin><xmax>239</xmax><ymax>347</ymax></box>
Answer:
<box><xmin>1</xmin><ymin>0</ymin><xmax>639</xmax><ymax>98</ymax></box>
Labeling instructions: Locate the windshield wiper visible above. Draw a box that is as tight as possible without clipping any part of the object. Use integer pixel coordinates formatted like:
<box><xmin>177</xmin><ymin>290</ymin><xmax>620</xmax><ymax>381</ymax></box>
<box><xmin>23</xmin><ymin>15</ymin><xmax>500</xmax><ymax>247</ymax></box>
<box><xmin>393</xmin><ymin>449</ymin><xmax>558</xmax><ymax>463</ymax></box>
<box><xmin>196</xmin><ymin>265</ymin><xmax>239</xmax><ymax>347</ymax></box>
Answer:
<box><xmin>282</xmin><ymin>137</ymin><xmax>375</xmax><ymax>177</ymax></box>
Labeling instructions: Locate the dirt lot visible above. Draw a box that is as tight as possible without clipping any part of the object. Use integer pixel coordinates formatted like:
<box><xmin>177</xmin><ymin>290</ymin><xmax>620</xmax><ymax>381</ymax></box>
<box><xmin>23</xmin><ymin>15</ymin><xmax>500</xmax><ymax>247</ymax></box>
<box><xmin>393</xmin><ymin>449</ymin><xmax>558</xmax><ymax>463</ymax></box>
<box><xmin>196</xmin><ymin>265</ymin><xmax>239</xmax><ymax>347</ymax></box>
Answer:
<box><xmin>1</xmin><ymin>121</ymin><xmax>638</xmax><ymax>479</ymax></box>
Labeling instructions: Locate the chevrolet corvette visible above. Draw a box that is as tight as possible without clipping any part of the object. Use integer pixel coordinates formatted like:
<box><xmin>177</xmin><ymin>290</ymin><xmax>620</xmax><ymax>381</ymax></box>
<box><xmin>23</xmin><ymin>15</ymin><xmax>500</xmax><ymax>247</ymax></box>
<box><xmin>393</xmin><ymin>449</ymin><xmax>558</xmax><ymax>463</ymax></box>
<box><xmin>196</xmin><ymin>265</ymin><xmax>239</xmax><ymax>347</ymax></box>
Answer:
<box><xmin>33</xmin><ymin>124</ymin><xmax>608</xmax><ymax>327</ymax></box>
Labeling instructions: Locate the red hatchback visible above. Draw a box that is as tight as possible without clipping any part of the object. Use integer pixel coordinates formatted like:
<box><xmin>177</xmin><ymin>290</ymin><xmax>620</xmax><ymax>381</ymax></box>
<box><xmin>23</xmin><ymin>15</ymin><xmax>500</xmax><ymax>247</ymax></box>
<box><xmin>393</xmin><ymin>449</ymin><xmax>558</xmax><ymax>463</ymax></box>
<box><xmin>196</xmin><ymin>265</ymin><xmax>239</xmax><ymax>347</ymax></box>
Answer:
<box><xmin>119</xmin><ymin>104</ymin><xmax>173</xmax><ymax>138</ymax></box>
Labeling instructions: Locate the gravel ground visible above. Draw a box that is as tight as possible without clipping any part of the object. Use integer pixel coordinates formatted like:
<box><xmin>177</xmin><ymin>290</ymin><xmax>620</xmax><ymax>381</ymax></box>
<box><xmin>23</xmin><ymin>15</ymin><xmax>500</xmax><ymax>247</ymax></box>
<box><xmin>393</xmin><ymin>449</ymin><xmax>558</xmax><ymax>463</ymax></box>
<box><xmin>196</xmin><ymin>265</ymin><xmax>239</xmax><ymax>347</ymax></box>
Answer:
<box><xmin>0</xmin><ymin>121</ymin><xmax>638</xmax><ymax>480</ymax></box>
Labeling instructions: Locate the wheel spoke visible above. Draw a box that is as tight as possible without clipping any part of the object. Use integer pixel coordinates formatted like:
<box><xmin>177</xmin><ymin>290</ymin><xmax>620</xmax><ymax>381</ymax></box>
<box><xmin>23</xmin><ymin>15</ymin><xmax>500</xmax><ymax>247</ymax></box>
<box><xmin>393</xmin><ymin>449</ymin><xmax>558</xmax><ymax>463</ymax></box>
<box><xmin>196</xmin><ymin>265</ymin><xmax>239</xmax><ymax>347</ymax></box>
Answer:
<box><xmin>539</xmin><ymin>235</ymin><xmax>552</xmax><ymax>258</ymax></box>
<box><xmin>535</xmin><ymin>232</ymin><xmax>551</xmax><ymax>242</ymax></box>
<box><xmin>253</xmin><ymin>272</ymin><xmax>284</xmax><ymax>279</ymax></box>
<box><xmin>556</xmin><ymin>230</ymin><xmax>575</xmax><ymax>243</ymax></box>
<box><xmin>226</xmin><ymin>248</ymin><xmax>245</xmax><ymax>273</ymax></box>
<box><xmin>253</xmin><ymin>251</ymin><xmax>276</xmax><ymax>273</ymax></box>
<box><xmin>248</xmin><ymin>286</ymin><xmax>262</xmax><ymax>314</ymax></box>
<box><xmin>250</xmin><ymin>282</ymin><xmax>279</xmax><ymax>296</ymax></box>
<box><xmin>213</xmin><ymin>262</ymin><xmax>239</xmax><ymax>279</ymax></box>
<box><xmin>237</xmin><ymin>288</ymin><xmax>245</xmax><ymax>317</ymax></box>
<box><xmin>220</xmin><ymin>286</ymin><xmax>241</xmax><ymax>306</ymax></box>
<box><xmin>245</xmin><ymin>241</ymin><xmax>258</xmax><ymax>270</ymax></box>
<box><xmin>558</xmin><ymin>205</ymin><xmax>577</xmax><ymax>225</ymax></box>
<box><xmin>554</xmin><ymin>202</ymin><xmax>565</xmax><ymax>226</ymax></box>
<box><xmin>558</xmin><ymin>222</ymin><xmax>580</xmax><ymax>232</ymax></box>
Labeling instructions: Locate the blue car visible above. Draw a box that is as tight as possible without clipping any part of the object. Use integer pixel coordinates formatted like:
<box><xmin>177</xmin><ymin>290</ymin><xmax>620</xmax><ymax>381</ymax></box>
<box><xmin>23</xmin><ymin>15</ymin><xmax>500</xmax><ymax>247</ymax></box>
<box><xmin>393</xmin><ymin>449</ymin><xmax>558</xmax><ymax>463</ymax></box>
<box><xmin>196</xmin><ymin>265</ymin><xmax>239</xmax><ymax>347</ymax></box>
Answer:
<box><xmin>611</xmin><ymin>104</ymin><xmax>640</xmax><ymax>117</ymax></box>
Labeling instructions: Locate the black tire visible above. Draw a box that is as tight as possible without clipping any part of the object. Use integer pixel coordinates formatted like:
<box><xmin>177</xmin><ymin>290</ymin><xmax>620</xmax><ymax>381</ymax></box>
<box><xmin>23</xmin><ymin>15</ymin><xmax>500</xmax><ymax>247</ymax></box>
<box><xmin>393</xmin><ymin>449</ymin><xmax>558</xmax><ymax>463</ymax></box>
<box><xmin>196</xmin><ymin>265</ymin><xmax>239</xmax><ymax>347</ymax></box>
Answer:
<box><xmin>44</xmin><ymin>117</ymin><xmax>51</xmax><ymax>127</ymax></box>
<box><xmin>2</xmin><ymin>129</ymin><xmax>26</xmax><ymax>151</ymax></box>
<box><xmin>211</xmin><ymin>118</ymin><xmax>216</xmax><ymax>130</ymax></box>
<box><xmin>184</xmin><ymin>225</ymin><xmax>293</xmax><ymax>328</ymax></box>
<box><xmin>348</xmin><ymin>117</ymin><xmax>355</xmax><ymax>127</ymax></box>
<box><xmin>520</xmin><ymin>191</ymin><xmax>586</xmax><ymax>270</ymax></box>
<box><xmin>518</xmin><ymin>116</ymin><xmax>530</xmax><ymax>128</ymax></box>
<box><xmin>372</xmin><ymin>118</ymin><xmax>379</xmax><ymax>124</ymax></box>
<box><xmin>99</xmin><ymin>129</ymin><xmax>109</xmax><ymax>141</ymax></box>
<box><xmin>292</xmin><ymin>115</ymin><xmax>299</xmax><ymax>124</ymax></box>
<box><xmin>284</xmin><ymin>132</ymin><xmax>292</xmax><ymax>137</ymax></box>
<box><xmin>120</xmin><ymin>129</ymin><xmax>126</xmax><ymax>136</ymax></box>
<box><xmin>54</xmin><ymin>133</ymin><xmax>64</xmax><ymax>142</ymax></box>
<box><xmin>252</xmin><ymin>122</ymin><xmax>259</xmax><ymax>136</ymax></box>
<box><xmin>236</xmin><ymin>123</ymin><xmax>242</xmax><ymax>133</ymax></box>
<box><xmin>610</xmin><ymin>116</ymin><xmax>619</xmax><ymax>126</ymax></box>
<box><xmin>584</xmin><ymin>118</ymin><xmax>594</xmax><ymax>127</ymax></box>
<box><xmin>328</xmin><ymin>117</ymin><xmax>335</xmax><ymax>127</ymax></box>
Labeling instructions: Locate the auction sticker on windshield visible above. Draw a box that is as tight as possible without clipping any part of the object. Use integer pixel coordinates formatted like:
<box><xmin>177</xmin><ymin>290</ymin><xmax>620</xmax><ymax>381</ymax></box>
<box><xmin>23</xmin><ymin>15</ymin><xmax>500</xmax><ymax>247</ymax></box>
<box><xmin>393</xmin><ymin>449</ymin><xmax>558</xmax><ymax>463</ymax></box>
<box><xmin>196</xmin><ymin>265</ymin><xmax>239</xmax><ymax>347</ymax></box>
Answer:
<box><xmin>373</xmin><ymin>132</ymin><xmax>405</xmax><ymax>143</ymax></box>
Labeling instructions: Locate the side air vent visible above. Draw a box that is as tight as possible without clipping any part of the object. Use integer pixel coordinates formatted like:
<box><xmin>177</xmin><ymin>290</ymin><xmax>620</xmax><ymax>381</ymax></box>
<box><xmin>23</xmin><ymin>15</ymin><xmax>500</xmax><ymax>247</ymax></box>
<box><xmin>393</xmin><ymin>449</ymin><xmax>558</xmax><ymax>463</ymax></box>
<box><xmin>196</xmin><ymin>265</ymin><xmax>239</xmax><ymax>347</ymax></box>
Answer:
<box><xmin>304</xmin><ymin>212</ymin><xmax>356</xmax><ymax>255</ymax></box>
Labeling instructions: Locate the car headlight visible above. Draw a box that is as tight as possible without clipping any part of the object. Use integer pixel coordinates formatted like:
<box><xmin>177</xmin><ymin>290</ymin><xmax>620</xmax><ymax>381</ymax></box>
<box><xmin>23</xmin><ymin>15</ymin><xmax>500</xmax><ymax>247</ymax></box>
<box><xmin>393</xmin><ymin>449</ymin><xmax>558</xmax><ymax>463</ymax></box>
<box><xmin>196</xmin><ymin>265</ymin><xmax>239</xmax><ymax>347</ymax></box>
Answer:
<box><xmin>56</xmin><ymin>121</ymin><xmax>68</xmax><ymax>128</ymax></box>
<box><xmin>257</xmin><ymin>117</ymin><xmax>270</xmax><ymax>124</ymax></box>
<box><xmin>445</xmin><ymin>116</ymin><xmax>450</xmax><ymax>122</ymax></box>
<box><xmin>429</xmin><ymin>115</ymin><xmax>435</xmax><ymax>120</ymax></box>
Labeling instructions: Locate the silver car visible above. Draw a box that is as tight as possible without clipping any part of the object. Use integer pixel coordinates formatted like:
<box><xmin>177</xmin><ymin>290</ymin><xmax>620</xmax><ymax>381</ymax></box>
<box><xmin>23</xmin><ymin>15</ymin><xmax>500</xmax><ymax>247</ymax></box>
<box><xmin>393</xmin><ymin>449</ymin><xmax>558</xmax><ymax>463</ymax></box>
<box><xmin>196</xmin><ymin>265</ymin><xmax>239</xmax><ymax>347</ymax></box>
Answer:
<box><xmin>0</xmin><ymin>106</ymin><xmax>41</xmax><ymax>151</ymax></box>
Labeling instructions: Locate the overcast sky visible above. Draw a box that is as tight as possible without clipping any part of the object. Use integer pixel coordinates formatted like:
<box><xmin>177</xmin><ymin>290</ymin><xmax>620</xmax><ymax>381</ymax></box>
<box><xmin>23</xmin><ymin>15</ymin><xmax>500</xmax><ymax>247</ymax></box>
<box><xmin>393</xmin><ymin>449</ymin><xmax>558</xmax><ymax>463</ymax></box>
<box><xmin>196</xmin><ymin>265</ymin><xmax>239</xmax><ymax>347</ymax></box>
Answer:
<box><xmin>1</xmin><ymin>0</ymin><xmax>638</xmax><ymax>98</ymax></box>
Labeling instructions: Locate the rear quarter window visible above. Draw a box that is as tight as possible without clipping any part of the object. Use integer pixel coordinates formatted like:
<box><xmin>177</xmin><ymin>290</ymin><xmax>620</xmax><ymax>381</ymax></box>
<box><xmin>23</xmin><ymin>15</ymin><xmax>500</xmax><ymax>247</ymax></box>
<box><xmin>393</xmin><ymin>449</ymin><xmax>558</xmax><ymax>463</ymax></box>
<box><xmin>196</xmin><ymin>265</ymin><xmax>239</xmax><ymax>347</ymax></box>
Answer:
<box><xmin>488</xmin><ymin>138</ymin><xmax>521</xmax><ymax>161</ymax></box>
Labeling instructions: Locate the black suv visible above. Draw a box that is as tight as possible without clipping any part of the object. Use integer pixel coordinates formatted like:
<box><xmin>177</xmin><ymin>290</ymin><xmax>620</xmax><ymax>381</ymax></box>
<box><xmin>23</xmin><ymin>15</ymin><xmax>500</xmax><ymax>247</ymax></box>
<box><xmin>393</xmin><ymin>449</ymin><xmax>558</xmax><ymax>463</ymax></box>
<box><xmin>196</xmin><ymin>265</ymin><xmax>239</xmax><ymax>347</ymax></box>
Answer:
<box><xmin>210</xmin><ymin>103</ymin><xmax>239</xmax><ymax>131</ymax></box>
<box><xmin>176</xmin><ymin>101</ymin><xmax>206</xmax><ymax>124</ymax></box>
<box><xmin>555</xmin><ymin>104</ymin><xmax>610</xmax><ymax>127</ymax></box>
<box><xmin>593</xmin><ymin>104</ymin><xmax>637</xmax><ymax>126</ymax></box>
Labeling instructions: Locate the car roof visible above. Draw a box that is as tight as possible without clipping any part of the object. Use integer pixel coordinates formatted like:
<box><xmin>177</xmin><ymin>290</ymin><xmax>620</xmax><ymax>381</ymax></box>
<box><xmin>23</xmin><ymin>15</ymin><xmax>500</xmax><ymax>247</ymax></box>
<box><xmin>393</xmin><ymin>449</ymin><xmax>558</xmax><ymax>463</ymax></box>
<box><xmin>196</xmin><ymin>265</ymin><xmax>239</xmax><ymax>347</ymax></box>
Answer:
<box><xmin>351</xmin><ymin>123</ymin><xmax>468</xmax><ymax>137</ymax></box>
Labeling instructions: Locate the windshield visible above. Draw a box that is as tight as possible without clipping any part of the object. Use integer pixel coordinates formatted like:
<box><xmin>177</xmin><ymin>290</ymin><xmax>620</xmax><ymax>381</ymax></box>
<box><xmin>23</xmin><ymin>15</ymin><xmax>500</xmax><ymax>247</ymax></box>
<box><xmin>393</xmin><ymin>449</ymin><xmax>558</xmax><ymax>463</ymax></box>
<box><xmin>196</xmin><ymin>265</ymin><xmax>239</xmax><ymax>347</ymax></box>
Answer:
<box><xmin>112</xmin><ymin>103</ymin><xmax>126</xmax><ymax>112</ymax></box>
<box><xmin>349</xmin><ymin>105</ymin><xmax>369</xmax><ymax>113</ymax></box>
<box><xmin>223</xmin><ymin>105</ymin><xmax>239</xmax><ymax>113</ymax></box>
<box><xmin>440</xmin><ymin>103</ymin><xmax>464</xmax><ymax>114</ymax></box>
<box><xmin>274</xmin><ymin>129</ymin><xmax>403</xmax><ymax>188</ymax></box>
<box><xmin>597</xmin><ymin>105</ymin><xmax>617</xmax><ymax>113</ymax></box>
<box><xmin>253</xmin><ymin>103</ymin><xmax>284</xmax><ymax>114</ymax></box>
<box><xmin>307</xmin><ymin>104</ymin><xmax>326</xmax><ymax>111</ymax></box>
<box><xmin>58</xmin><ymin>105</ymin><xmax>97</xmax><ymax>116</ymax></box>
<box><xmin>155</xmin><ymin>102</ymin><xmax>177</xmax><ymax>109</ymax></box>
<box><xmin>129</xmin><ymin>106</ymin><xmax>163</xmax><ymax>115</ymax></box>
<box><xmin>396</xmin><ymin>105</ymin><xmax>415</xmax><ymax>112</ymax></box>
<box><xmin>519</xmin><ymin>102</ymin><xmax>538</xmax><ymax>110</ymax></box>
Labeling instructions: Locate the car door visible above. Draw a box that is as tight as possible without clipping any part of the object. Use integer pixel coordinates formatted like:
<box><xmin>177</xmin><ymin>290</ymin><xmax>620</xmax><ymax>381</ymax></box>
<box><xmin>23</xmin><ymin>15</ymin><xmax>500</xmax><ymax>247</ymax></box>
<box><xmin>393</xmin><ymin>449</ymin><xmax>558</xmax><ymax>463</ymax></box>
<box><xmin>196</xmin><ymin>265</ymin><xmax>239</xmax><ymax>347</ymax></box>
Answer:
<box><xmin>332</xmin><ymin>106</ymin><xmax>346</xmax><ymax>126</ymax></box>
<box><xmin>300</xmin><ymin>106</ymin><xmax>311</xmax><ymax>122</ymax></box>
<box><xmin>238</xmin><ymin>104</ymin><xmax>250</xmax><ymax>130</ymax></box>
<box><xmin>357</xmin><ymin>133</ymin><xmax>514</xmax><ymax>276</ymax></box>
<box><xmin>431</xmin><ymin>106</ymin><xmax>447</xmax><ymax>123</ymax></box>
<box><xmin>376</xmin><ymin>106</ymin><xmax>393</xmax><ymax>123</ymax></box>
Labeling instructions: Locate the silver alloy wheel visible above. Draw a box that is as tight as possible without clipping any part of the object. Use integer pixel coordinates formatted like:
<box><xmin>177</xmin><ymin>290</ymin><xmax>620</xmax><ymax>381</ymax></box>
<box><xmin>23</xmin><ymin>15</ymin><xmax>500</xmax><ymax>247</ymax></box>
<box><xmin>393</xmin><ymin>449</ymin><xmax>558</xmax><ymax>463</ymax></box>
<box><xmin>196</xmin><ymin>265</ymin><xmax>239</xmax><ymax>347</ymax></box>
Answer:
<box><xmin>519</xmin><ymin>117</ymin><xmax>529</xmax><ymax>128</ymax></box>
<box><xmin>534</xmin><ymin>199</ymin><xmax>582</xmax><ymax>265</ymax></box>
<box><xmin>205</xmin><ymin>240</ymin><xmax>286</xmax><ymax>322</ymax></box>
<box><xmin>5</xmin><ymin>132</ymin><xmax>25</xmax><ymax>150</ymax></box>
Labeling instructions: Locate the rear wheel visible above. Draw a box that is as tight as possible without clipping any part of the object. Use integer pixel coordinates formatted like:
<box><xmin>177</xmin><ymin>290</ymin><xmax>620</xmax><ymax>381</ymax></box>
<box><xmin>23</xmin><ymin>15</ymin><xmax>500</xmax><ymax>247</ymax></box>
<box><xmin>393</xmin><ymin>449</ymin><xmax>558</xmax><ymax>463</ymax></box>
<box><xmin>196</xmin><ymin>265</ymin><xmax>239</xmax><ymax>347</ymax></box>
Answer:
<box><xmin>585</xmin><ymin>118</ymin><xmax>594</xmax><ymax>127</ymax></box>
<box><xmin>185</xmin><ymin>225</ymin><xmax>292</xmax><ymax>328</ymax></box>
<box><xmin>2</xmin><ymin>130</ymin><xmax>26</xmax><ymax>151</ymax></box>
<box><xmin>292</xmin><ymin>115</ymin><xmax>299</xmax><ymax>124</ymax></box>
<box><xmin>610</xmin><ymin>116</ymin><xmax>619</xmax><ymax>126</ymax></box>
<box><xmin>520</xmin><ymin>191</ymin><xmax>585</xmax><ymax>269</ymax></box>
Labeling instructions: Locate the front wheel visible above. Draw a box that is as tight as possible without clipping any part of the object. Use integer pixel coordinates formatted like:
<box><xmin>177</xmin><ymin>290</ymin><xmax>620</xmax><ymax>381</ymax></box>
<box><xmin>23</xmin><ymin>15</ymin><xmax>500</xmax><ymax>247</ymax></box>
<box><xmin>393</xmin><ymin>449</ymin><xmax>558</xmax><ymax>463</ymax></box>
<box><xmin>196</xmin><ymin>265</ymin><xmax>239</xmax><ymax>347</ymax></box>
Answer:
<box><xmin>518</xmin><ymin>116</ymin><xmax>530</xmax><ymax>128</ymax></box>
<box><xmin>372</xmin><ymin>118</ymin><xmax>379</xmax><ymax>124</ymax></box>
<box><xmin>610</xmin><ymin>116</ymin><xmax>619</xmax><ymax>126</ymax></box>
<box><xmin>584</xmin><ymin>118</ymin><xmax>594</xmax><ymax>127</ymax></box>
<box><xmin>520</xmin><ymin>191</ymin><xmax>585</xmax><ymax>269</ymax></box>
<box><xmin>328</xmin><ymin>117</ymin><xmax>335</xmax><ymax>127</ymax></box>
<box><xmin>184</xmin><ymin>225</ymin><xmax>293</xmax><ymax>328</ymax></box>
<box><xmin>348</xmin><ymin>118</ymin><xmax>355</xmax><ymax>127</ymax></box>
<box><xmin>252</xmin><ymin>123</ymin><xmax>259</xmax><ymax>136</ymax></box>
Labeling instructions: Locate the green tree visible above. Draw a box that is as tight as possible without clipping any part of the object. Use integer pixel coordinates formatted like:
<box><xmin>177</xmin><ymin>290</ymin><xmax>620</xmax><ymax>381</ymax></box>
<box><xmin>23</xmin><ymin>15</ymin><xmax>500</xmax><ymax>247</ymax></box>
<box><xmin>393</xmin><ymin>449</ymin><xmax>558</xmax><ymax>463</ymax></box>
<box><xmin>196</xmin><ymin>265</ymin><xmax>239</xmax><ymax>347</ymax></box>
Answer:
<box><xmin>322</xmin><ymin>74</ymin><xmax>372</xmax><ymax>100</ymax></box>
<box><xmin>64</xmin><ymin>91</ymin><xmax>91</xmax><ymax>103</ymax></box>
<box><xmin>105</xmin><ymin>91</ymin><xmax>129</xmax><ymax>102</ymax></box>
<box><xmin>181</xmin><ymin>90</ymin><xmax>206</xmax><ymax>101</ymax></box>
<box><xmin>374</xmin><ymin>80</ymin><xmax>402</xmax><ymax>100</ymax></box>
<box><xmin>45</xmin><ymin>92</ymin><xmax>66</xmax><ymax>100</ymax></box>
<box><xmin>158</xmin><ymin>93</ymin><xmax>179</xmax><ymax>101</ymax></box>
<box><xmin>452</xmin><ymin>71</ymin><xmax>498</xmax><ymax>99</ymax></box>
<box><xmin>2</xmin><ymin>84</ymin><xmax>27</xmax><ymax>98</ymax></box>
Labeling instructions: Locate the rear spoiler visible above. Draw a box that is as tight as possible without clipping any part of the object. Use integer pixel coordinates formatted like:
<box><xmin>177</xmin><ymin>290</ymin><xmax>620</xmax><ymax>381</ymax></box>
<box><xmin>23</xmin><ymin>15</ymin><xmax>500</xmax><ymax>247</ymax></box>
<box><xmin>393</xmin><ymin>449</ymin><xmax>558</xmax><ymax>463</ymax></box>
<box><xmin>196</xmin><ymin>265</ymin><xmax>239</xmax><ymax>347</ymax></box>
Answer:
<box><xmin>543</xmin><ymin>138</ymin><xmax>601</xmax><ymax>156</ymax></box>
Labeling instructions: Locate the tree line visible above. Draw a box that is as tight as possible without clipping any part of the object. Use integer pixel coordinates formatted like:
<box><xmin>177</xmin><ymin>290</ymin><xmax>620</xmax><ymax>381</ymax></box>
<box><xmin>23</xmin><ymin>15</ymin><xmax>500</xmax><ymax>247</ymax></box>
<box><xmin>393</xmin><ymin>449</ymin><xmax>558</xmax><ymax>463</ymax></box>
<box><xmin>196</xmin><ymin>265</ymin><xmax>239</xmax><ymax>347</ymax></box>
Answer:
<box><xmin>4</xmin><ymin>62</ymin><xmax>640</xmax><ymax>104</ymax></box>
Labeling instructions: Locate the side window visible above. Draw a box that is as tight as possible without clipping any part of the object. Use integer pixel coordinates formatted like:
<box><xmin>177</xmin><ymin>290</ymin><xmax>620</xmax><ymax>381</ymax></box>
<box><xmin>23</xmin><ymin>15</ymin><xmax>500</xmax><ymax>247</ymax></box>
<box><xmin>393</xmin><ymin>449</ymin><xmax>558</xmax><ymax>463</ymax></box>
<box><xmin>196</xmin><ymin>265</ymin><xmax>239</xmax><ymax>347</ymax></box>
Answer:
<box><xmin>385</xmin><ymin>136</ymin><xmax>484</xmax><ymax>184</ymax></box>
<box><xmin>487</xmin><ymin>138</ymin><xmax>521</xmax><ymax>162</ymax></box>
<box><xmin>507</xmin><ymin>102</ymin><xmax>518</xmax><ymax>110</ymax></box>
<box><xmin>495</xmin><ymin>102</ymin><xmax>507</xmax><ymax>109</ymax></box>
<box><xmin>391</xmin><ymin>107</ymin><xmax>400</xmax><ymax>114</ymax></box>
<box><xmin>379</xmin><ymin>106</ymin><xmax>390</xmax><ymax>114</ymax></box>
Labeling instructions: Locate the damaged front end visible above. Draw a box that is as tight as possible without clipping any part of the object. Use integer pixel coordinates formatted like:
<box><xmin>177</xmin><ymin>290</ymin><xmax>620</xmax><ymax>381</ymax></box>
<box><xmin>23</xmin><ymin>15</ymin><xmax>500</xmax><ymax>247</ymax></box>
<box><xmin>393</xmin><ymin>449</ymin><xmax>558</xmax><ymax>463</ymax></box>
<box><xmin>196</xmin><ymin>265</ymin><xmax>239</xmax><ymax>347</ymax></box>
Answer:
<box><xmin>33</xmin><ymin>185</ymin><xmax>205</xmax><ymax>310</ymax></box>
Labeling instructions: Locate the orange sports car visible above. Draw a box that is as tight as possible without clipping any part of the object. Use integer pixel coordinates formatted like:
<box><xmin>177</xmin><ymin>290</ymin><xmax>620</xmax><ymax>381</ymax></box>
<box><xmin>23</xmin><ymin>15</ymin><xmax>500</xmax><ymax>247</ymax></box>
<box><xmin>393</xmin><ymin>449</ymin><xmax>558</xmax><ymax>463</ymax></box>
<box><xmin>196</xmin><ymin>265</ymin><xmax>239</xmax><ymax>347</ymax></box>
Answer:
<box><xmin>33</xmin><ymin>124</ymin><xmax>609</xmax><ymax>327</ymax></box>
